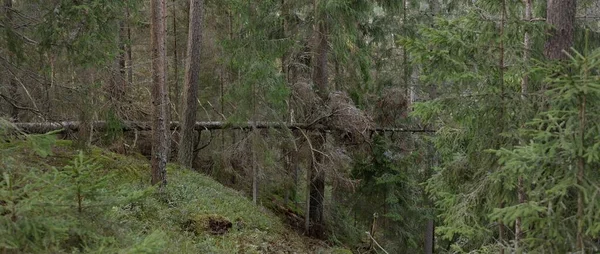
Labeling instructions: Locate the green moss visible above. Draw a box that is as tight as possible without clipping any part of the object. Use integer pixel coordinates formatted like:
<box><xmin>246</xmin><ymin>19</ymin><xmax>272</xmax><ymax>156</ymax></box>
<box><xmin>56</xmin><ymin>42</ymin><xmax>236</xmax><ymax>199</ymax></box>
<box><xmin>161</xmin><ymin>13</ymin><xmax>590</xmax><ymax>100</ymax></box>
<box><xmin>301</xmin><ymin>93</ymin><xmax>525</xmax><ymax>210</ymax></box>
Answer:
<box><xmin>1</xmin><ymin>137</ymin><xmax>335</xmax><ymax>253</ymax></box>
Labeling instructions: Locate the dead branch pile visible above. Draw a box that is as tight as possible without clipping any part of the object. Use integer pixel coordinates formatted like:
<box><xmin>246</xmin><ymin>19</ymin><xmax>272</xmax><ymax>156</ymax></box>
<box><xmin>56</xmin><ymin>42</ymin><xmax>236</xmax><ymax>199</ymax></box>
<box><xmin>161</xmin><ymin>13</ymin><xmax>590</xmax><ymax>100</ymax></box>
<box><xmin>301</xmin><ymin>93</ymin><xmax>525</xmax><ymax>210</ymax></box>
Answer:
<box><xmin>376</xmin><ymin>87</ymin><xmax>408</xmax><ymax>126</ymax></box>
<box><xmin>328</xmin><ymin>92</ymin><xmax>374</xmax><ymax>142</ymax></box>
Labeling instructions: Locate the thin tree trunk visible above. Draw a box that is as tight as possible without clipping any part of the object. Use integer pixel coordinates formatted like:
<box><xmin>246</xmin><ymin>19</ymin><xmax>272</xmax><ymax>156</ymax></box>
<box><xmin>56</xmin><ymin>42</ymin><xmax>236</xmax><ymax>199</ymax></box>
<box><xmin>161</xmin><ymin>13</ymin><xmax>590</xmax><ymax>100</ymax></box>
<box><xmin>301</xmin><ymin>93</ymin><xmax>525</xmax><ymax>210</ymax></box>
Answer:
<box><xmin>307</xmin><ymin>1</ymin><xmax>329</xmax><ymax>237</ymax></box>
<box><xmin>4</xmin><ymin>0</ymin><xmax>18</xmax><ymax>121</ymax></box>
<box><xmin>544</xmin><ymin>0</ymin><xmax>576</xmax><ymax>60</ymax></box>
<box><xmin>151</xmin><ymin>0</ymin><xmax>169</xmax><ymax>189</ymax></box>
<box><xmin>173</xmin><ymin>0</ymin><xmax>180</xmax><ymax>119</ymax></box>
<box><xmin>126</xmin><ymin>4</ymin><xmax>133</xmax><ymax>85</ymax></box>
<box><xmin>177</xmin><ymin>0</ymin><xmax>204</xmax><ymax>168</ymax></box>
<box><xmin>499</xmin><ymin>202</ymin><xmax>505</xmax><ymax>254</ymax></box>
<box><xmin>252</xmin><ymin>127</ymin><xmax>259</xmax><ymax>204</ymax></box>
<box><xmin>516</xmin><ymin>0</ymin><xmax>532</xmax><ymax>251</ymax></box>
<box><xmin>309</xmin><ymin>133</ymin><xmax>325</xmax><ymax>238</ymax></box>
<box><xmin>403</xmin><ymin>0</ymin><xmax>410</xmax><ymax>107</ymax></box>
<box><xmin>281</xmin><ymin>0</ymin><xmax>297</xmax><ymax>209</ymax></box>
<box><xmin>577</xmin><ymin>96</ymin><xmax>587</xmax><ymax>252</ymax></box>
<box><xmin>305</xmin><ymin>160</ymin><xmax>312</xmax><ymax>234</ymax></box>
<box><xmin>119</xmin><ymin>18</ymin><xmax>127</xmax><ymax>96</ymax></box>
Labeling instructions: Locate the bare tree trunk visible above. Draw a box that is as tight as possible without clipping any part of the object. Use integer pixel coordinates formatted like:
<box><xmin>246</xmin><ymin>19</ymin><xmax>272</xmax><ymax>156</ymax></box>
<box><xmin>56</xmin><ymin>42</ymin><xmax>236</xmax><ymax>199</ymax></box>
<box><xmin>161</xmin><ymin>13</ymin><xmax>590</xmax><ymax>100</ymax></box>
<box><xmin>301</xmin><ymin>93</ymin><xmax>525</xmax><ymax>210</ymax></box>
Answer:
<box><xmin>308</xmin><ymin>16</ymin><xmax>328</xmax><ymax>239</ymax></box>
<box><xmin>118</xmin><ymin>19</ymin><xmax>127</xmax><ymax>96</ymax></box>
<box><xmin>402</xmin><ymin>0</ymin><xmax>410</xmax><ymax>107</ymax></box>
<box><xmin>151</xmin><ymin>0</ymin><xmax>170</xmax><ymax>189</ymax></box>
<box><xmin>252</xmin><ymin>127</ymin><xmax>259</xmax><ymax>204</ymax></box>
<box><xmin>424</xmin><ymin>217</ymin><xmax>435</xmax><ymax>254</ymax></box>
<box><xmin>172</xmin><ymin>0</ymin><xmax>180</xmax><ymax>119</ymax></box>
<box><xmin>126</xmin><ymin>4</ymin><xmax>133</xmax><ymax>85</ymax></box>
<box><xmin>544</xmin><ymin>0</ymin><xmax>576</xmax><ymax>60</ymax></box>
<box><xmin>177</xmin><ymin>0</ymin><xmax>204</xmax><ymax>168</ymax></box>
<box><xmin>4</xmin><ymin>0</ymin><xmax>18</xmax><ymax>121</ymax></box>
<box><xmin>305</xmin><ymin>161</ymin><xmax>312</xmax><ymax>233</ymax></box>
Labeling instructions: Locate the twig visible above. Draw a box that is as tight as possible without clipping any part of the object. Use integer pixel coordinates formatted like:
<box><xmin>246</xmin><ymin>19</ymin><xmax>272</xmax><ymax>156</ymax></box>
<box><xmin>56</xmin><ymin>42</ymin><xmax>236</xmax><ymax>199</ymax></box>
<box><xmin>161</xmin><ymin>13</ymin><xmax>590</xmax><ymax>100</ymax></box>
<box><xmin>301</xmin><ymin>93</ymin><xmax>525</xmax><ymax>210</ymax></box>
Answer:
<box><xmin>206</xmin><ymin>100</ymin><xmax>227</xmax><ymax>120</ymax></box>
<box><xmin>1</xmin><ymin>60</ymin><xmax>41</xmax><ymax>114</ymax></box>
<box><xmin>0</xmin><ymin>93</ymin><xmax>41</xmax><ymax>115</ymax></box>
<box><xmin>194</xmin><ymin>127</ymin><xmax>213</xmax><ymax>152</ymax></box>
<box><xmin>366</xmin><ymin>232</ymin><xmax>389</xmax><ymax>254</ymax></box>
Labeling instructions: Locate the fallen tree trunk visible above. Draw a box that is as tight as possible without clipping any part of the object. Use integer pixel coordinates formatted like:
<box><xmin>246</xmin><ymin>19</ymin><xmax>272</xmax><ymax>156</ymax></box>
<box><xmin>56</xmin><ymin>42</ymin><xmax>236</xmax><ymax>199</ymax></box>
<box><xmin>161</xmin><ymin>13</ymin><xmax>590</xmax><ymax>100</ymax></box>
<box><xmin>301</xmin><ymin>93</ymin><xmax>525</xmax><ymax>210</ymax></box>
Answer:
<box><xmin>11</xmin><ymin>121</ymin><xmax>435</xmax><ymax>134</ymax></box>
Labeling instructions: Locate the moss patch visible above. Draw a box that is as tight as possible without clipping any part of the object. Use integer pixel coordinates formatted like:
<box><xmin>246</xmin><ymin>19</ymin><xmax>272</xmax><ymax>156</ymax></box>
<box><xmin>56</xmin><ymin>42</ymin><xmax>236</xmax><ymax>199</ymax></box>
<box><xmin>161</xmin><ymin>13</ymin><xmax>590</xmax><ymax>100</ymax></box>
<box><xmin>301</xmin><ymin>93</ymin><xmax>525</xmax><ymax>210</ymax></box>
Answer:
<box><xmin>1</xmin><ymin>136</ymin><xmax>351</xmax><ymax>253</ymax></box>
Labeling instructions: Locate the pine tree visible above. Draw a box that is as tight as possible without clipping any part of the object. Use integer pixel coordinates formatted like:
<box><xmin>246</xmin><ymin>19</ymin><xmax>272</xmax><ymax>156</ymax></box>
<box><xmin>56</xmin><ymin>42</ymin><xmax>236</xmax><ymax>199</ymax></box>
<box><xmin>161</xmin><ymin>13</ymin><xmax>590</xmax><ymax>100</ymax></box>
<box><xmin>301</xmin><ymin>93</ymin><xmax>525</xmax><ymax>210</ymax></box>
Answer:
<box><xmin>150</xmin><ymin>0</ymin><xmax>169</xmax><ymax>189</ymax></box>
<box><xmin>178</xmin><ymin>0</ymin><xmax>204</xmax><ymax>169</ymax></box>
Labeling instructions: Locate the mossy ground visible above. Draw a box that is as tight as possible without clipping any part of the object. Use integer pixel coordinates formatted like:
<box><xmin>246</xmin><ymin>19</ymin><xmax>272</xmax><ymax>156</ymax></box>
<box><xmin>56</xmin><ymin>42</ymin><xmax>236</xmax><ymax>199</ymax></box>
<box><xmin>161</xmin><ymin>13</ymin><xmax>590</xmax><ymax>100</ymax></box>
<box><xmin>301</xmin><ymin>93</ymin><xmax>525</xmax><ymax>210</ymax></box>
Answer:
<box><xmin>0</xmin><ymin>136</ymin><xmax>346</xmax><ymax>253</ymax></box>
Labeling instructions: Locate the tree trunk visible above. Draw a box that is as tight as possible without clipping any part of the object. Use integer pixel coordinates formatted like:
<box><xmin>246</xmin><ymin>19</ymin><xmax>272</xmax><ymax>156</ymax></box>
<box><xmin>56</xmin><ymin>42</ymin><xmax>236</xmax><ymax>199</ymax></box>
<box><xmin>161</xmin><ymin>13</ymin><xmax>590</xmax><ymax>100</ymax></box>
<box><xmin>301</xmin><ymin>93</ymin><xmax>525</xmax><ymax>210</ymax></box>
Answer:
<box><xmin>172</xmin><ymin>0</ymin><xmax>180</xmax><ymax>119</ymax></box>
<box><xmin>126</xmin><ymin>4</ymin><xmax>133</xmax><ymax>85</ymax></box>
<box><xmin>577</xmin><ymin>96</ymin><xmax>586</xmax><ymax>253</ymax></box>
<box><xmin>544</xmin><ymin>0</ymin><xmax>576</xmax><ymax>60</ymax></box>
<box><xmin>515</xmin><ymin>2</ymin><xmax>532</xmax><ymax>251</ymax></box>
<box><xmin>252</xmin><ymin>128</ymin><xmax>259</xmax><ymax>204</ymax></box>
<box><xmin>403</xmin><ymin>0</ymin><xmax>410</xmax><ymax>107</ymax></box>
<box><xmin>4</xmin><ymin>0</ymin><xmax>18</xmax><ymax>121</ymax></box>
<box><xmin>424</xmin><ymin>214</ymin><xmax>435</xmax><ymax>254</ymax></box>
<box><xmin>308</xmin><ymin>16</ymin><xmax>328</xmax><ymax>239</ymax></box>
<box><xmin>177</xmin><ymin>0</ymin><xmax>204</xmax><ymax>168</ymax></box>
<box><xmin>118</xmin><ymin>18</ymin><xmax>127</xmax><ymax>96</ymax></box>
<box><xmin>151</xmin><ymin>0</ymin><xmax>169</xmax><ymax>189</ymax></box>
<box><xmin>308</xmin><ymin>133</ymin><xmax>325</xmax><ymax>238</ymax></box>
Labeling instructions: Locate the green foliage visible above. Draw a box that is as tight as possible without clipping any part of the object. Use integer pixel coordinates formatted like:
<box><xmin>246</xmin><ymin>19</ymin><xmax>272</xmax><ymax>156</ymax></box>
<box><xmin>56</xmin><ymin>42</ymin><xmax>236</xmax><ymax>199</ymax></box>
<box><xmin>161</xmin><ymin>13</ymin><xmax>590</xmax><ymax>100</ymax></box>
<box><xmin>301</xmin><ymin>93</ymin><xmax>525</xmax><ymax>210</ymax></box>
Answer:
<box><xmin>102</xmin><ymin>110</ymin><xmax>124</xmax><ymax>144</ymax></box>
<box><xmin>0</xmin><ymin>169</ymin><xmax>73</xmax><ymax>252</ymax></box>
<box><xmin>350</xmin><ymin>135</ymin><xmax>426</xmax><ymax>252</ymax></box>
<box><xmin>0</xmin><ymin>129</ymin><xmax>327</xmax><ymax>253</ymax></box>
<box><xmin>36</xmin><ymin>0</ymin><xmax>131</xmax><ymax>66</ymax></box>
<box><xmin>61</xmin><ymin>151</ymin><xmax>112</xmax><ymax>213</ymax></box>
<box><xmin>405</xmin><ymin>1</ymin><xmax>546</xmax><ymax>251</ymax></box>
<box><xmin>25</xmin><ymin>131</ymin><xmax>59</xmax><ymax>158</ymax></box>
<box><xmin>491</xmin><ymin>49</ymin><xmax>600</xmax><ymax>252</ymax></box>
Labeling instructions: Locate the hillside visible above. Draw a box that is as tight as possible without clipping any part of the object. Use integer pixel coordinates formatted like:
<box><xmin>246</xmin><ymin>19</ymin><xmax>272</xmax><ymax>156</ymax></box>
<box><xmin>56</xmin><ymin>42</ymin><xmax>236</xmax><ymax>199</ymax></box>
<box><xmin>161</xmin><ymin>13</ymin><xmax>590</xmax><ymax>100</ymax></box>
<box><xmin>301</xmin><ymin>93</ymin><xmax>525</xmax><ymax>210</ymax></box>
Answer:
<box><xmin>0</xmin><ymin>132</ymin><xmax>350</xmax><ymax>253</ymax></box>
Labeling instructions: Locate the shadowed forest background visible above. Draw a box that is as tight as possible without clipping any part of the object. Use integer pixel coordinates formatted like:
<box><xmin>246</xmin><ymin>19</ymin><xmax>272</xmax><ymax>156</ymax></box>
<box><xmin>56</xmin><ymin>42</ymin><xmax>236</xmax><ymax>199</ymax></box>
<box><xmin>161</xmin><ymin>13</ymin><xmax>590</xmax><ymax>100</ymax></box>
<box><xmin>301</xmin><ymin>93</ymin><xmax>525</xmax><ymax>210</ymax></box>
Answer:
<box><xmin>1</xmin><ymin>0</ymin><xmax>600</xmax><ymax>253</ymax></box>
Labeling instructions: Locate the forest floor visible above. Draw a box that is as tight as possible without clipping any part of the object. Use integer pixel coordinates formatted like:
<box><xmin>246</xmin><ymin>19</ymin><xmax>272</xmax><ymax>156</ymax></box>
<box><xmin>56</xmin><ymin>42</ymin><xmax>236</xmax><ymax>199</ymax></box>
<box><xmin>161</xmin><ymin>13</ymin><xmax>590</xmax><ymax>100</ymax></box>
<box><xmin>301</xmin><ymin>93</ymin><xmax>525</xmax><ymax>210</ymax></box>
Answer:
<box><xmin>1</xmin><ymin>136</ymin><xmax>352</xmax><ymax>253</ymax></box>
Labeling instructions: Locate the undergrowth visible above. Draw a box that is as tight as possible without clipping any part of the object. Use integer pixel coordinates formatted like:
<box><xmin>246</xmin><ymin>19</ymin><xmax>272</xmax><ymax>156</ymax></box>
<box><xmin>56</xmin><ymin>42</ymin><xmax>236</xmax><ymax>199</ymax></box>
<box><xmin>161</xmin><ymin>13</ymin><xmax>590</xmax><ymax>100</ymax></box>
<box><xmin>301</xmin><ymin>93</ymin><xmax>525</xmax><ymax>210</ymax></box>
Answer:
<box><xmin>0</xmin><ymin>122</ymin><xmax>339</xmax><ymax>253</ymax></box>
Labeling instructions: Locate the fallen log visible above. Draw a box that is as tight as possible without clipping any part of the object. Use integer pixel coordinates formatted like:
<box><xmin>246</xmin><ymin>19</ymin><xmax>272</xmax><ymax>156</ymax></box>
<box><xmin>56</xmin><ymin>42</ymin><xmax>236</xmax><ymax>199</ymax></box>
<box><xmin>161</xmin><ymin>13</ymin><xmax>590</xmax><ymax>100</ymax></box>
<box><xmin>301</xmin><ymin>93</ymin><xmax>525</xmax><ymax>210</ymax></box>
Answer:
<box><xmin>10</xmin><ymin>121</ymin><xmax>436</xmax><ymax>134</ymax></box>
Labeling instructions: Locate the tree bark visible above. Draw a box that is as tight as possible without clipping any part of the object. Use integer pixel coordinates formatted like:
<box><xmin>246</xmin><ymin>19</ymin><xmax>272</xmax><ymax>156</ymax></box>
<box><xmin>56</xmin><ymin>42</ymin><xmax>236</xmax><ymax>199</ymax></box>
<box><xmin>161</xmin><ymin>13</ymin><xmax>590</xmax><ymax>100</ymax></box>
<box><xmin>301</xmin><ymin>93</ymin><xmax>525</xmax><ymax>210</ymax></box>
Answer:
<box><xmin>151</xmin><ymin>0</ymin><xmax>169</xmax><ymax>189</ymax></box>
<box><xmin>172</xmin><ymin>0</ymin><xmax>180</xmax><ymax>119</ymax></box>
<box><xmin>177</xmin><ymin>0</ymin><xmax>204</xmax><ymax>168</ymax></box>
<box><xmin>118</xmin><ymin>18</ymin><xmax>127</xmax><ymax>95</ymax></box>
<box><xmin>4</xmin><ymin>0</ymin><xmax>18</xmax><ymax>121</ymax></box>
<box><xmin>424</xmin><ymin>212</ymin><xmax>435</xmax><ymax>254</ymax></box>
<box><xmin>126</xmin><ymin>4</ymin><xmax>133</xmax><ymax>85</ymax></box>
<box><xmin>544</xmin><ymin>0</ymin><xmax>576</xmax><ymax>60</ymax></box>
<box><xmin>308</xmin><ymin>13</ymin><xmax>329</xmax><ymax>239</ymax></box>
<box><xmin>403</xmin><ymin>0</ymin><xmax>410</xmax><ymax>107</ymax></box>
